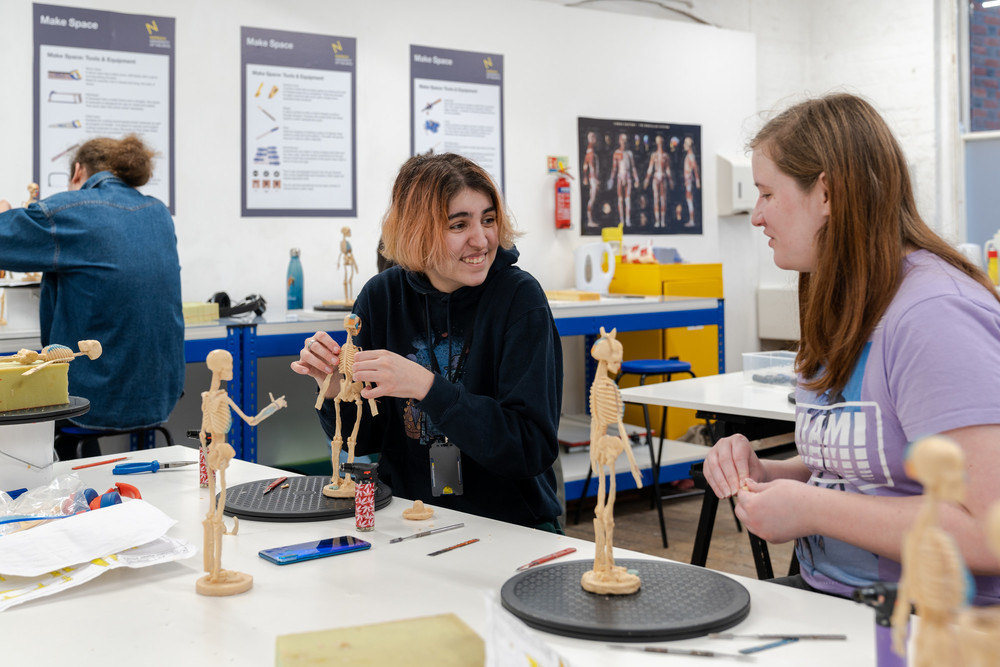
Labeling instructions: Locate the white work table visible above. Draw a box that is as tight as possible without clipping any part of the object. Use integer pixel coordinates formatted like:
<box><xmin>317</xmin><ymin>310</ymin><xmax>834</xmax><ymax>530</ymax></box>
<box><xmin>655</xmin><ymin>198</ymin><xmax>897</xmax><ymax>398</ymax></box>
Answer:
<box><xmin>1</xmin><ymin>445</ymin><xmax>882</xmax><ymax>665</ymax></box>
<box><xmin>619</xmin><ymin>371</ymin><xmax>796</xmax><ymax>423</ymax></box>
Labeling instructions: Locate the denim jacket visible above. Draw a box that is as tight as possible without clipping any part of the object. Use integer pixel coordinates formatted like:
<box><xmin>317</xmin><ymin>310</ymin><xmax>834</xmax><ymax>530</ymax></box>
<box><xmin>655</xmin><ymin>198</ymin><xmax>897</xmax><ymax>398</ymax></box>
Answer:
<box><xmin>0</xmin><ymin>171</ymin><xmax>184</xmax><ymax>428</ymax></box>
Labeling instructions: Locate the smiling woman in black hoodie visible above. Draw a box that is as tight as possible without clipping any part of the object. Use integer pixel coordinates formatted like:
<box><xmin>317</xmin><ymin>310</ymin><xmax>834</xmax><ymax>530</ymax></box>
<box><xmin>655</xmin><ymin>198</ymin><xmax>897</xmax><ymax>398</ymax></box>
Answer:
<box><xmin>291</xmin><ymin>153</ymin><xmax>564</xmax><ymax>532</ymax></box>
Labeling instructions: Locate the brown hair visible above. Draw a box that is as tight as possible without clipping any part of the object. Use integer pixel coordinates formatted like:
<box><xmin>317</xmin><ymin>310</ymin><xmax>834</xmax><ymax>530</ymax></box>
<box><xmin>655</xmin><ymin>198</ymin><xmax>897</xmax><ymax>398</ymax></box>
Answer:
<box><xmin>70</xmin><ymin>134</ymin><xmax>156</xmax><ymax>187</ymax></box>
<box><xmin>751</xmin><ymin>93</ymin><xmax>998</xmax><ymax>395</ymax></box>
<box><xmin>379</xmin><ymin>153</ymin><xmax>518</xmax><ymax>272</ymax></box>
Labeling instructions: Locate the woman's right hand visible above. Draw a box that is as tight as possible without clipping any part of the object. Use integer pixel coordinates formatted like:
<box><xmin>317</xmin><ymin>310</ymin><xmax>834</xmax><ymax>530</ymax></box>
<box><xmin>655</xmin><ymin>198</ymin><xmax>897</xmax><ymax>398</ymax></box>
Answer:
<box><xmin>702</xmin><ymin>433</ymin><xmax>766</xmax><ymax>499</ymax></box>
<box><xmin>289</xmin><ymin>331</ymin><xmax>340</xmax><ymax>388</ymax></box>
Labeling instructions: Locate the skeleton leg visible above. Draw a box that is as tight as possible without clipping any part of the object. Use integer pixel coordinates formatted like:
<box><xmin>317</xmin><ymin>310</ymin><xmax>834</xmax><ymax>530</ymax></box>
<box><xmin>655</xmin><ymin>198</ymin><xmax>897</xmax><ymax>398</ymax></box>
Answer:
<box><xmin>330</xmin><ymin>397</ymin><xmax>346</xmax><ymax>487</ymax></box>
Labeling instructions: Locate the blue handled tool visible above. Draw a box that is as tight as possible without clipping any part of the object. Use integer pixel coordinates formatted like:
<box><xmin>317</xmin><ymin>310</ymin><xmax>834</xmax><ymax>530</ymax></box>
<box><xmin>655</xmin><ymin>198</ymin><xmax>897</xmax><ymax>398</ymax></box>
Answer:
<box><xmin>113</xmin><ymin>460</ymin><xmax>197</xmax><ymax>475</ymax></box>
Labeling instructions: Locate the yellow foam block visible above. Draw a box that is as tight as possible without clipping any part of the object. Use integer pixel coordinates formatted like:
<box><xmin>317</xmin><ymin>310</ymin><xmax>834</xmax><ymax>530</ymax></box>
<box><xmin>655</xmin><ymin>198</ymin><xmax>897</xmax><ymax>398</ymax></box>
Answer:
<box><xmin>545</xmin><ymin>289</ymin><xmax>601</xmax><ymax>301</ymax></box>
<box><xmin>0</xmin><ymin>361</ymin><xmax>69</xmax><ymax>412</ymax></box>
<box><xmin>182</xmin><ymin>301</ymin><xmax>220</xmax><ymax>324</ymax></box>
<box><xmin>275</xmin><ymin>613</ymin><xmax>484</xmax><ymax>667</ymax></box>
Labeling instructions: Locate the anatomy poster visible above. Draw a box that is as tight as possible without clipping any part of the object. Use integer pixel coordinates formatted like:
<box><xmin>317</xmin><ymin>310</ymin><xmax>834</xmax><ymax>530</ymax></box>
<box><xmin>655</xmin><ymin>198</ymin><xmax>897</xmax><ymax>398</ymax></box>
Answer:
<box><xmin>241</xmin><ymin>27</ymin><xmax>356</xmax><ymax>217</ymax></box>
<box><xmin>33</xmin><ymin>4</ymin><xmax>175</xmax><ymax>210</ymax></box>
<box><xmin>578</xmin><ymin>117</ymin><xmax>702</xmax><ymax>236</ymax></box>
<box><xmin>410</xmin><ymin>45</ymin><xmax>504</xmax><ymax>192</ymax></box>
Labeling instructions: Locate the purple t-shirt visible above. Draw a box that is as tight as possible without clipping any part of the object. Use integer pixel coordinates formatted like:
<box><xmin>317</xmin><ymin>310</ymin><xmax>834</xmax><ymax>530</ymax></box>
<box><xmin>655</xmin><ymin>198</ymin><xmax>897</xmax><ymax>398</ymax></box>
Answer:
<box><xmin>794</xmin><ymin>250</ymin><xmax>1000</xmax><ymax>604</ymax></box>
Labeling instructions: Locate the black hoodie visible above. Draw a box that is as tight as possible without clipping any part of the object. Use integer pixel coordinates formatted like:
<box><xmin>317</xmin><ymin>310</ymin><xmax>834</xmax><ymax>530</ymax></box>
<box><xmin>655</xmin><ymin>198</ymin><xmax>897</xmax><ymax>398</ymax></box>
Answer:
<box><xmin>318</xmin><ymin>245</ymin><xmax>563</xmax><ymax>527</ymax></box>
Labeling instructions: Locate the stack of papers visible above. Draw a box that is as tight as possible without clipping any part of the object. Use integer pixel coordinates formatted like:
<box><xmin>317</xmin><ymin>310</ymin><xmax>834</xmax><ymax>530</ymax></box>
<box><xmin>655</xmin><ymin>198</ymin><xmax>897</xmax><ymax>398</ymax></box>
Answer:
<box><xmin>0</xmin><ymin>500</ymin><xmax>194</xmax><ymax>610</ymax></box>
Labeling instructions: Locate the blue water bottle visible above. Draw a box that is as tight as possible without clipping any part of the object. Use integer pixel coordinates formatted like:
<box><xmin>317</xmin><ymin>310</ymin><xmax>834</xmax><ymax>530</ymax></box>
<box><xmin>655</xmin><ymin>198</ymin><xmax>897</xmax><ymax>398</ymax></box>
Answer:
<box><xmin>287</xmin><ymin>248</ymin><xmax>303</xmax><ymax>310</ymax></box>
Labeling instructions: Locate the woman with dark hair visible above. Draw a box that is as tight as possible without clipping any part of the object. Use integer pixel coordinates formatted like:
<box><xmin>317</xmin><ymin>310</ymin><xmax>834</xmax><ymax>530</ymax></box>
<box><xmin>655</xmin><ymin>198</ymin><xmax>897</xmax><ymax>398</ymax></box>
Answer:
<box><xmin>704</xmin><ymin>93</ymin><xmax>1000</xmax><ymax>602</ymax></box>
<box><xmin>292</xmin><ymin>153</ymin><xmax>563</xmax><ymax>531</ymax></box>
<box><xmin>0</xmin><ymin>134</ymin><xmax>184</xmax><ymax>459</ymax></box>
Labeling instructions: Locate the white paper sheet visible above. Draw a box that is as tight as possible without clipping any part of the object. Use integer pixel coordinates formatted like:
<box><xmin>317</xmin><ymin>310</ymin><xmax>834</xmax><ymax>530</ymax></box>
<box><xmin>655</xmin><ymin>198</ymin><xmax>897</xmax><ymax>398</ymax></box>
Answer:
<box><xmin>0</xmin><ymin>535</ymin><xmax>195</xmax><ymax>611</ymax></box>
<box><xmin>0</xmin><ymin>499</ymin><xmax>177</xmax><ymax>576</ymax></box>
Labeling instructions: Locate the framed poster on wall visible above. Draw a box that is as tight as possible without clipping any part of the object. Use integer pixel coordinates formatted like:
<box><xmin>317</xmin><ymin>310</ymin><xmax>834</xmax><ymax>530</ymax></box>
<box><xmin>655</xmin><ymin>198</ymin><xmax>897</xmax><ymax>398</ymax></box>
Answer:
<box><xmin>410</xmin><ymin>45</ymin><xmax>504</xmax><ymax>192</ymax></box>
<box><xmin>578</xmin><ymin>117</ymin><xmax>701</xmax><ymax>236</ymax></box>
<box><xmin>33</xmin><ymin>4</ymin><xmax>175</xmax><ymax>210</ymax></box>
<box><xmin>241</xmin><ymin>27</ymin><xmax>356</xmax><ymax>217</ymax></box>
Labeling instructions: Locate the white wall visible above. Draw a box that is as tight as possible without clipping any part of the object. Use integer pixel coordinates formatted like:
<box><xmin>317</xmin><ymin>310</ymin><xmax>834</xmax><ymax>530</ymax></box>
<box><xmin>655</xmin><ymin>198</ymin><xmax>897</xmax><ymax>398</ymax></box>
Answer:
<box><xmin>0</xmin><ymin>0</ymin><xmax>760</xmax><ymax>377</ymax></box>
<box><xmin>0</xmin><ymin>0</ymin><xmax>948</xmax><ymax>375</ymax></box>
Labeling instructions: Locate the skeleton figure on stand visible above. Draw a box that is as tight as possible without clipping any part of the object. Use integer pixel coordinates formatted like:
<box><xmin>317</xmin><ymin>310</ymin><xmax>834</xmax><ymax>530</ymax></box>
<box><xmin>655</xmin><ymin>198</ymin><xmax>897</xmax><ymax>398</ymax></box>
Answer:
<box><xmin>891</xmin><ymin>435</ymin><xmax>971</xmax><ymax>665</ymax></box>
<box><xmin>337</xmin><ymin>226</ymin><xmax>359</xmax><ymax>305</ymax></box>
<box><xmin>581</xmin><ymin>327</ymin><xmax>643</xmax><ymax>595</ymax></box>
<box><xmin>197</xmin><ymin>348</ymin><xmax>286</xmax><ymax>597</ymax></box>
<box><xmin>316</xmin><ymin>313</ymin><xmax>378</xmax><ymax>498</ymax></box>
<box><xmin>957</xmin><ymin>503</ymin><xmax>1000</xmax><ymax>665</ymax></box>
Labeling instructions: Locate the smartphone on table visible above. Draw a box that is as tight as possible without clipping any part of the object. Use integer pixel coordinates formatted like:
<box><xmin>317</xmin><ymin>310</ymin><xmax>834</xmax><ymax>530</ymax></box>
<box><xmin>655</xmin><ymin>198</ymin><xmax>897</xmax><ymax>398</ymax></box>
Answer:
<box><xmin>258</xmin><ymin>535</ymin><xmax>371</xmax><ymax>565</ymax></box>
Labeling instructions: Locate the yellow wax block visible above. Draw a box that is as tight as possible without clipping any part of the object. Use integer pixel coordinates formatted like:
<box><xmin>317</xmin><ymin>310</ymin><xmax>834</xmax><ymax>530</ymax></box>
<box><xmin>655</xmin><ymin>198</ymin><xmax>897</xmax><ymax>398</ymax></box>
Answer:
<box><xmin>275</xmin><ymin>613</ymin><xmax>484</xmax><ymax>667</ymax></box>
<box><xmin>0</xmin><ymin>361</ymin><xmax>69</xmax><ymax>412</ymax></box>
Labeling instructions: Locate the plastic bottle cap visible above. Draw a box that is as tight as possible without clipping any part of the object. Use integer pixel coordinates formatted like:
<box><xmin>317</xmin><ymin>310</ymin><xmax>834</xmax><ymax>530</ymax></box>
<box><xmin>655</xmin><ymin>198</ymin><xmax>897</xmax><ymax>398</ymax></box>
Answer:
<box><xmin>990</xmin><ymin>249</ymin><xmax>998</xmax><ymax>258</ymax></box>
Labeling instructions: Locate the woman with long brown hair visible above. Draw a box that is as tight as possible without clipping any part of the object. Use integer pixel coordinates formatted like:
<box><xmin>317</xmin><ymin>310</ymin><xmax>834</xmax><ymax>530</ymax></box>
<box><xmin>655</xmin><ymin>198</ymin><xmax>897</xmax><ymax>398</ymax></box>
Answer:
<box><xmin>704</xmin><ymin>93</ymin><xmax>1000</xmax><ymax>603</ymax></box>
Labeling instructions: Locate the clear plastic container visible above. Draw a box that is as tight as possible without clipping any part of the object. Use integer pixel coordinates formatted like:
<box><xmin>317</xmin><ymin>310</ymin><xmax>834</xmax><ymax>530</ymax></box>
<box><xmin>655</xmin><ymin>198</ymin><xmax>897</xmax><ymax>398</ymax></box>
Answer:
<box><xmin>742</xmin><ymin>350</ymin><xmax>797</xmax><ymax>386</ymax></box>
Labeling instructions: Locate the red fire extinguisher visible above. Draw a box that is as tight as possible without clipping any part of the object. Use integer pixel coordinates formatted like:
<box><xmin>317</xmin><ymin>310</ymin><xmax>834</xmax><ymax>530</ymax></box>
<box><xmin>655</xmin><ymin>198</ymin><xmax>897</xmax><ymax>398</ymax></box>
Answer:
<box><xmin>555</xmin><ymin>166</ymin><xmax>573</xmax><ymax>229</ymax></box>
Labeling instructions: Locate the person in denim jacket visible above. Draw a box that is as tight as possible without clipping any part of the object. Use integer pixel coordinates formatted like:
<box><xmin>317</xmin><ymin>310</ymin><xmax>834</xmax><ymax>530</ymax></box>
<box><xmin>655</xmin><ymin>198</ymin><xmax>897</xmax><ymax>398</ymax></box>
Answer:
<box><xmin>0</xmin><ymin>135</ymin><xmax>184</xmax><ymax>459</ymax></box>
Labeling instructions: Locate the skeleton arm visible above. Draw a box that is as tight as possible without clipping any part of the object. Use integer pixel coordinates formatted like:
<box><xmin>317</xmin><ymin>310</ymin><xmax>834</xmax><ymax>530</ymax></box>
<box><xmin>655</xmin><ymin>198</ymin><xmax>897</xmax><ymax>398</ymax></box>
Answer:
<box><xmin>227</xmin><ymin>392</ymin><xmax>287</xmax><ymax>426</ymax></box>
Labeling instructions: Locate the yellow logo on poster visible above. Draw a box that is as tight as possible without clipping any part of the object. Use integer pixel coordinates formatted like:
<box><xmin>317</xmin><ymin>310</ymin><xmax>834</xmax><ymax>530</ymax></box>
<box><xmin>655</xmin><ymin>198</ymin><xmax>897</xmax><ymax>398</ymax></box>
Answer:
<box><xmin>331</xmin><ymin>41</ymin><xmax>343</xmax><ymax>55</ymax></box>
<box><xmin>145</xmin><ymin>19</ymin><xmax>158</xmax><ymax>36</ymax></box>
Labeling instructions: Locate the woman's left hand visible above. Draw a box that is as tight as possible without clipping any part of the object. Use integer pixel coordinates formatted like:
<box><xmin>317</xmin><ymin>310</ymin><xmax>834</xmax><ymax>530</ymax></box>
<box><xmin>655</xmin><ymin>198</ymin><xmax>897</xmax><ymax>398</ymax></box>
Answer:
<box><xmin>352</xmin><ymin>349</ymin><xmax>436</xmax><ymax>401</ymax></box>
<box><xmin>733</xmin><ymin>478</ymin><xmax>814</xmax><ymax>543</ymax></box>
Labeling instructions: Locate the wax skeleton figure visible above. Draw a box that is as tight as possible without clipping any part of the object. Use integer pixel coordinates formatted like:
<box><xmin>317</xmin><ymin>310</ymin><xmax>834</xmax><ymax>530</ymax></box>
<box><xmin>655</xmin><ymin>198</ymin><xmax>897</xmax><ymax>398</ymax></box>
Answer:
<box><xmin>0</xmin><ymin>340</ymin><xmax>102</xmax><ymax>373</ymax></box>
<box><xmin>890</xmin><ymin>436</ymin><xmax>970</xmax><ymax>666</ymax></box>
<box><xmin>582</xmin><ymin>327</ymin><xmax>643</xmax><ymax>595</ymax></box>
<box><xmin>197</xmin><ymin>349</ymin><xmax>286</xmax><ymax>597</ymax></box>
<box><xmin>311</xmin><ymin>314</ymin><xmax>378</xmax><ymax>498</ymax></box>
<box><xmin>337</xmin><ymin>226</ymin><xmax>359</xmax><ymax>305</ymax></box>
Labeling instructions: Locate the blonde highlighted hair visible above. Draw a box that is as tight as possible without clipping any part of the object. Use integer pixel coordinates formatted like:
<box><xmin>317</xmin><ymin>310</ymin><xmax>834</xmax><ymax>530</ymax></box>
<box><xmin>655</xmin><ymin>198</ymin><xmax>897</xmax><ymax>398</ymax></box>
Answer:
<box><xmin>379</xmin><ymin>153</ymin><xmax>518</xmax><ymax>272</ymax></box>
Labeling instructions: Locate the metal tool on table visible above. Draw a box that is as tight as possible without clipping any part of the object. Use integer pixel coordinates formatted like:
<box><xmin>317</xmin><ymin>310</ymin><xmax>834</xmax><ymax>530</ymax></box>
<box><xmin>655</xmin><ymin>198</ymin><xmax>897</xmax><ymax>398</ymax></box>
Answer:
<box><xmin>113</xmin><ymin>460</ymin><xmax>197</xmax><ymax>475</ymax></box>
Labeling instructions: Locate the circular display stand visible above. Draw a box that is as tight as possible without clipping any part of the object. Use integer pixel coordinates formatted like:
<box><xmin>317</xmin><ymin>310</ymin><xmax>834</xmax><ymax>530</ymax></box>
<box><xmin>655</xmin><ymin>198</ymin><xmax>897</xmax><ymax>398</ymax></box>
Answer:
<box><xmin>222</xmin><ymin>475</ymin><xmax>392</xmax><ymax>522</ymax></box>
<box><xmin>500</xmin><ymin>558</ymin><xmax>750</xmax><ymax>642</ymax></box>
<box><xmin>0</xmin><ymin>395</ymin><xmax>90</xmax><ymax>425</ymax></box>
<box><xmin>0</xmin><ymin>397</ymin><xmax>90</xmax><ymax>490</ymax></box>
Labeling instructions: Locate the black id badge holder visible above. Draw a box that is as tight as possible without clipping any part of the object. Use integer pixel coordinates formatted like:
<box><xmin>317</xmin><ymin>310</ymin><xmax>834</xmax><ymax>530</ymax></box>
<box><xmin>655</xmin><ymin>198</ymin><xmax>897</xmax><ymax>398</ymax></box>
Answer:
<box><xmin>430</xmin><ymin>438</ymin><xmax>464</xmax><ymax>496</ymax></box>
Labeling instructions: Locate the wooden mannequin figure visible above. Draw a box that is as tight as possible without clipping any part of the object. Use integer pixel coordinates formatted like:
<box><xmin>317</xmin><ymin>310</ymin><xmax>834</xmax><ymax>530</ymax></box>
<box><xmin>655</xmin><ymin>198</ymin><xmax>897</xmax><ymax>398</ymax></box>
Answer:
<box><xmin>891</xmin><ymin>435</ymin><xmax>971</xmax><ymax>666</ymax></box>
<box><xmin>957</xmin><ymin>503</ymin><xmax>1000</xmax><ymax>665</ymax></box>
<box><xmin>315</xmin><ymin>313</ymin><xmax>378</xmax><ymax>498</ymax></box>
<box><xmin>197</xmin><ymin>349</ymin><xmax>287</xmax><ymax>597</ymax></box>
<box><xmin>581</xmin><ymin>327</ymin><xmax>643</xmax><ymax>595</ymax></box>
<box><xmin>337</xmin><ymin>226</ymin><xmax>359</xmax><ymax>305</ymax></box>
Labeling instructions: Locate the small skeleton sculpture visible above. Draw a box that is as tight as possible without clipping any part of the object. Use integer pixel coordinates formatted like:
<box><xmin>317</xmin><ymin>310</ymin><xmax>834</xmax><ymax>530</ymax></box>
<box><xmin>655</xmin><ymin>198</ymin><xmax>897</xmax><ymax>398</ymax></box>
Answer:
<box><xmin>316</xmin><ymin>313</ymin><xmax>378</xmax><ymax>498</ymax></box>
<box><xmin>581</xmin><ymin>327</ymin><xmax>643</xmax><ymax>595</ymax></box>
<box><xmin>197</xmin><ymin>348</ymin><xmax>286</xmax><ymax>597</ymax></box>
<box><xmin>956</xmin><ymin>503</ymin><xmax>1000</xmax><ymax>665</ymax></box>
<box><xmin>892</xmin><ymin>435</ymin><xmax>970</xmax><ymax>666</ymax></box>
<box><xmin>23</xmin><ymin>183</ymin><xmax>39</xmax><ymax>207</ymax></box>
<box><xmin>337</xmin><ymin>226</ymin><xmax>359</xmax><ymax>305</ymax></box>
<box><xmin>0</xmin><ymin>340</ymin><xmax>103</xmax><ymax>375</ymax></box>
